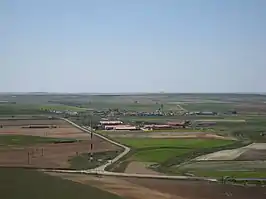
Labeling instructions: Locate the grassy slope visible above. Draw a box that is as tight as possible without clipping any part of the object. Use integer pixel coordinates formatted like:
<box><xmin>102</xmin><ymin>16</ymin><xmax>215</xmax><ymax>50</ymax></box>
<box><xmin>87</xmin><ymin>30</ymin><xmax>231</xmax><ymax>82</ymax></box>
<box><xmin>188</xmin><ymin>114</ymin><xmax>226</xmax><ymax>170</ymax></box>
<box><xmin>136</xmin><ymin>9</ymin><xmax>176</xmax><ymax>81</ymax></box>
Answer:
<box><xmin>0</xmin><ymin>168</ymin><xmax>122</xmax><ymax>199</ymax></box>
<box><xmin>0</xmin><ymin>135</ymin><xmax>76</xmax><ymax>146</ymax></box>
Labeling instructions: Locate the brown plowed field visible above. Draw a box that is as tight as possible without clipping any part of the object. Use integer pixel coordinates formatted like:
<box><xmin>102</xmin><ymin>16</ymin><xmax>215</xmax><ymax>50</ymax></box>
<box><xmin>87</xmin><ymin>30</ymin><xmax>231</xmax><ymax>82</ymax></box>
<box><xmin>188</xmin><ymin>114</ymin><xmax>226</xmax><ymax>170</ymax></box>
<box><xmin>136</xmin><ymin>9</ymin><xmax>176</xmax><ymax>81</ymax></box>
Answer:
<box><xmin>50</xmin><ymin>173</ymin><xmax>266</xmax><ymax>199</ymax></box>
<box><xmin>0</xmin><ymin>119</ymin><xmax>120</xmax><ymax>168</ymax></box>
<box><xmin>0</xmin><ymin>119</ymin><xmax>90</xmax><ymax>140</ymax></box>
<box><xmin>0</xmin><ymin>139</ymin><xmax>119</xmax><ymax>168</ymax></box>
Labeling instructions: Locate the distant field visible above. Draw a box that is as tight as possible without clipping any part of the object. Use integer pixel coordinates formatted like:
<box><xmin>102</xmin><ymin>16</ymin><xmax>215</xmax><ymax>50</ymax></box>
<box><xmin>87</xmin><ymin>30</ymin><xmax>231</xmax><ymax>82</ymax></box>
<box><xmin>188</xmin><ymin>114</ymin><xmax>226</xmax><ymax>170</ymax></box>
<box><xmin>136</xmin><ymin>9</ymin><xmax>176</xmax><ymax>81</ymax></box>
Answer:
<box><xmin>0</xmin><ymin>135</ymin><xmax>75</xmax><ymax>146</ymax></box>
<box><xmin>0</xmin><ymin>168</ymin><xmax>122</xmax><ymax>199</ymax></box>
<box><xmin>182</xmin><ymin>103</ymin><xmax>236</xmax><ymax>112</ymax></box>
<box><xmin>0</xmin><ymin>104</ymin><xmax>43</xmax><ymax>115</ymax></box>
<box><xmin>0</xmin><ymin>103</ymin><xmax>86</xmax><ymax>116</ymax></box>
<box><xmin>40</xmin><ymin>104</ymin><xmax>87</xmax><ymax>112</ymax></box>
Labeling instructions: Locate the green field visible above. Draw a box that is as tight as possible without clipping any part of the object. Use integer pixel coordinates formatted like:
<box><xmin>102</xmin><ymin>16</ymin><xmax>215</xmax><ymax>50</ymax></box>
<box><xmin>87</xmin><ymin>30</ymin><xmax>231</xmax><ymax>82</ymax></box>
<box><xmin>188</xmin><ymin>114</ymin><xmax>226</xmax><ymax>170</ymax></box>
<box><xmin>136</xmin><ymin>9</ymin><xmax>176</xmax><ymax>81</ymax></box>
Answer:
<box><xmin>0</xmin><ymin>104</ymin><xmax>44</xmax><ymax>115</ymax></box>
<box><xmin>131</xmin><ymin>148</ymin><xmax>190</xmax><ymax>163</ymax></box>
<box><xmin>110</xmin><ymin>138</ymin><xmax>236</xmax><ymax>171</ymax></box>
<box><xmin>182</xmin><ymin>103</ymin><xmax>236</xmax><ymax>112</ymax></box>
<box><xmin>40</xmin><ymin>104</ymin><xmax>87</xmax><ymax>112</ymax></box>
<box><xmin>0</xmin><ymin>168</ymin><xmax>122</xmax><ymax>199</ymax></box>
<box><xmin>0</xmin><ymin>135</ymin><xmax>77</xmax><ymax>146</ymax></box>
<box><xmin>115</xmin><ymin>138</ymin><xmax>234</xmax><ymax>149</ymax></box>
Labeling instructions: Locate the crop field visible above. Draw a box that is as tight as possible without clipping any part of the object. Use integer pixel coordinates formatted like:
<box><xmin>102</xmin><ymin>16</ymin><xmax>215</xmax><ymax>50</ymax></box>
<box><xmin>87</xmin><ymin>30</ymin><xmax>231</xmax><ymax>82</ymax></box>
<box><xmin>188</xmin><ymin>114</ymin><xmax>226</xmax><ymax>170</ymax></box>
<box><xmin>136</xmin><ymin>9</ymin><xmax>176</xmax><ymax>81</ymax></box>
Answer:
<box><xmin>0</xmin><ymin>119</ymin><xmax>91</xmax><ymax>140</ymax></box>
<box><xmin>131</xmin><ymin>148</ymin><xmax>189</xmax><ymax>163</ymax></box>
<box><xmin>0</xmin><ymin>168</ymin><xmax>122</xmax><ymax>199</ymax></box>
<box><xmin>0</xmin><ymin>119</ymin><xmax>119</xmax><ymax>169</ymax></box>
<box><xmin>101</xmin><ymin>130</ymin><xmax>235</xmax><ymax>140</ymax></box>
<box><xmin>108</xmin><ymin>137</ymin><xmax>237</xmax><ymax>174</ymax></box>
<box><xmin>115</xmin><ymin>138</ymin><xmax>234</xmax><ymax>149</ymax></box>
<box><xmin>0</xmin><ymin>135</ymin><xmax>75</xmax><ymax>146</ymax></box>
<box><xmin>40</xmin><ymin>104</ymin><xmax>87</xmax><ymax>111</ymax></box>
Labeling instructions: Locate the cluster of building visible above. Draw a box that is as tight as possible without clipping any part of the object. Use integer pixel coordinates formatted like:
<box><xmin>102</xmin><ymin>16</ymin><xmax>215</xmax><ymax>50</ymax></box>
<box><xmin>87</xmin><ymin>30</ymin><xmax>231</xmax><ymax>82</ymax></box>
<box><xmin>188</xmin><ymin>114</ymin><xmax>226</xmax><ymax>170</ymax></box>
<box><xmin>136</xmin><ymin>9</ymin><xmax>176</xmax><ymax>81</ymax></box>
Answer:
<box><xmin>99</xmin><ymin>120</ymin><xmax>139</xmax><ymax>130</ymax></box>
<box><xmin>184</xmin><ymin>111</ymin><xmax>218</xmax><ymax>116</ymax></box>
<box><xmin>47</xmin><ymin>109</ymin><xmax>78</xmax><ymax>116</ymax></box>
<box><xmin>183</xmin><ymin>110</ymin><xmax>237</xmax><ymax>116</ymax></box>
<box><xmin>93</xmin><ymin>109</ymin><xmax>182</xmax><ymax>118</ymax></box>
<box><xmin>98</xmin><ymin>120</ymin><xmax>191</xmax><ymax>131</ymax></box>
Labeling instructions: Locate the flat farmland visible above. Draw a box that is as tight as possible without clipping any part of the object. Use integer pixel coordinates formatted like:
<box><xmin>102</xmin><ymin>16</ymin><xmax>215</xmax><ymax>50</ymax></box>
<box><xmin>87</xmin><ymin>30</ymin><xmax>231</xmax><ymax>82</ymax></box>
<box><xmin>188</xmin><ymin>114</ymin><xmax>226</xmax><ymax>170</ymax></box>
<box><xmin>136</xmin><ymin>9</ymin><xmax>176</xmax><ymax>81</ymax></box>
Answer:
<box><xmin>0</xmin><ymin>119</ymin><xmax>90</xmax><ymax>140</ymax></box>
<box><xmin>0</xmin><ymin>119</ymin><xmax>120</xmax><ymax>169</ymax></box>
<box><xmin>0</xmin><ymin>139</ymin><xmax>119</xmax><ymax>168</ymax></box>
<box><xmin>101</xmin><ymin>130</ymin><xmax>235</xmax><ymax>140</ymax></box>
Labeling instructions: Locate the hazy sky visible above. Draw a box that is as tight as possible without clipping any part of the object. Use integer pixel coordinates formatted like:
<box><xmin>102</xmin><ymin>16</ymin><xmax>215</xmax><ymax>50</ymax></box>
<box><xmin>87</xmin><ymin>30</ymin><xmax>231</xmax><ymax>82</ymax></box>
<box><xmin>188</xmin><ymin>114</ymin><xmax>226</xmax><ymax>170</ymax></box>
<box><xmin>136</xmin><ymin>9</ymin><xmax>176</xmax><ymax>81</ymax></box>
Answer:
<box><xmin>1</xmin><ymin>0</ymin><xmax>266</xmax><ymax>93</ymax></box>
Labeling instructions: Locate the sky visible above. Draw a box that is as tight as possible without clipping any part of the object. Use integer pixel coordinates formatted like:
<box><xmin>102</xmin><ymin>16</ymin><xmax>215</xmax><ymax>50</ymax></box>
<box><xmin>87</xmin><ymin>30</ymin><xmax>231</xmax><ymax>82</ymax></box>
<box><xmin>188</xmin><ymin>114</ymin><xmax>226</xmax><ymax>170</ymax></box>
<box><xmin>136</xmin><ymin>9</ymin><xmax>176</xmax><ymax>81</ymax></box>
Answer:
<box><xmin>1</xmin><ymin>0</ymin><xmax>266</xmax><ymax>93</ymax></box>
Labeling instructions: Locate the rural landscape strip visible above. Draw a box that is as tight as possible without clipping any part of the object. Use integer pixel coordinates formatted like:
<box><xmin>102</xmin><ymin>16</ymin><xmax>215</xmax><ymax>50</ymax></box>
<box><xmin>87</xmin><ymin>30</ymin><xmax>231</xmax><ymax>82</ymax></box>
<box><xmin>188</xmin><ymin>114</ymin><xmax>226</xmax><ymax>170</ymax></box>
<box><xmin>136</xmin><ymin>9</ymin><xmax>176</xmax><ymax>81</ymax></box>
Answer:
<box><xmin>42</xmin><ymin>118</ymin><xmax>218</xmax><ymax>182</ymax></box>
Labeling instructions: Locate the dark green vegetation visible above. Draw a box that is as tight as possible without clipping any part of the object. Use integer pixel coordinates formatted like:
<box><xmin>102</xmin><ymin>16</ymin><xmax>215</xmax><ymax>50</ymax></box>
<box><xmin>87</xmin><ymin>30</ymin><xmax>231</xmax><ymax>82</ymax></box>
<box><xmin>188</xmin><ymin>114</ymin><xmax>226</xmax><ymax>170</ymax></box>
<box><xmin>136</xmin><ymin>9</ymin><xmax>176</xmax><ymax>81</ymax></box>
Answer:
<box><xmin>0</xmin><ymin>104</ymin><xmax>44</xmax><ymax>115</ymax></box>
<box><xmin>0</xmin><ymin>168</ymin><xmax>122</xmax><ymax>199</ymax></box>
<box><xmin>0</xmin><ymin>135</ymin><xmax>77</xmax><ymax>146</ymax></box>
<box><xmin>69</xmin><ymin>150</ymin><xmax>122</xmax><ymax>170</ymax></box>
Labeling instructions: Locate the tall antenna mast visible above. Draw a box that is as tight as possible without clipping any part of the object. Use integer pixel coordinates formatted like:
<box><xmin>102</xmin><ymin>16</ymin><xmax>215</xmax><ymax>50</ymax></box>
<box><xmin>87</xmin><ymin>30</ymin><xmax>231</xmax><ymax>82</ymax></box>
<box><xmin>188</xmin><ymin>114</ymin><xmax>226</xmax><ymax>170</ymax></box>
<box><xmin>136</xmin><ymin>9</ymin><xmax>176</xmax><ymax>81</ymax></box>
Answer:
<box><xmin>89</xmin><ymin>117</ymin><xmax>93</xmax><ymax>161</ymax></box>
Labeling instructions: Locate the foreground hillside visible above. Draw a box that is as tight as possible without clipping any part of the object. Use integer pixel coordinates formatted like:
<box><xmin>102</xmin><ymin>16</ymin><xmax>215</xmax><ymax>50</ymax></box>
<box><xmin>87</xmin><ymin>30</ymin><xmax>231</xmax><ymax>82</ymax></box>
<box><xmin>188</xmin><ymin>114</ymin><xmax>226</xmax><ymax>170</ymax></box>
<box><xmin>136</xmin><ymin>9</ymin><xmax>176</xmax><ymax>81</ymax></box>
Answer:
<box><xmin>0</xmin><ymin>168</ymin><xmax>122</xmax><ymax>199</ymax></box>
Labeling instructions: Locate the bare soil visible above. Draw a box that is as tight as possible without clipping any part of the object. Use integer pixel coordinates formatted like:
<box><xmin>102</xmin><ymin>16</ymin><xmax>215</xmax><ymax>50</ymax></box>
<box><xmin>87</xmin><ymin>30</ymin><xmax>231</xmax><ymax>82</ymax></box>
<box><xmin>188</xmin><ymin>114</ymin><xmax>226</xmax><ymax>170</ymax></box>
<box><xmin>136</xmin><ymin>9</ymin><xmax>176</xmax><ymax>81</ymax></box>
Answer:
<box><xmin>126</xmin><ymin>177</ymin><xmax>266</xmax><ymax>199</ymax></box>
<box><xmin>125</xmin><ymin>161</ymin><xmax>162</xmax><ymax>175</ymax></box>
<box><xmin>237</xmin><ymin>149</ymin><xmax>266</xmax><ymax>161</ymax></box>
<box><xmin>0</xmin><ymin>119</ymin><xmax>90</xmax><ymax>140</ymax></box>
<box><xmin>0</xmin><ymin>138</ymin><xmax>119</xmax><ymax>168</ymax></box>
<box><xmin>48</xmin><ymin>173</ymin><xmax>266</xmax><ymax>199</ymax></box>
